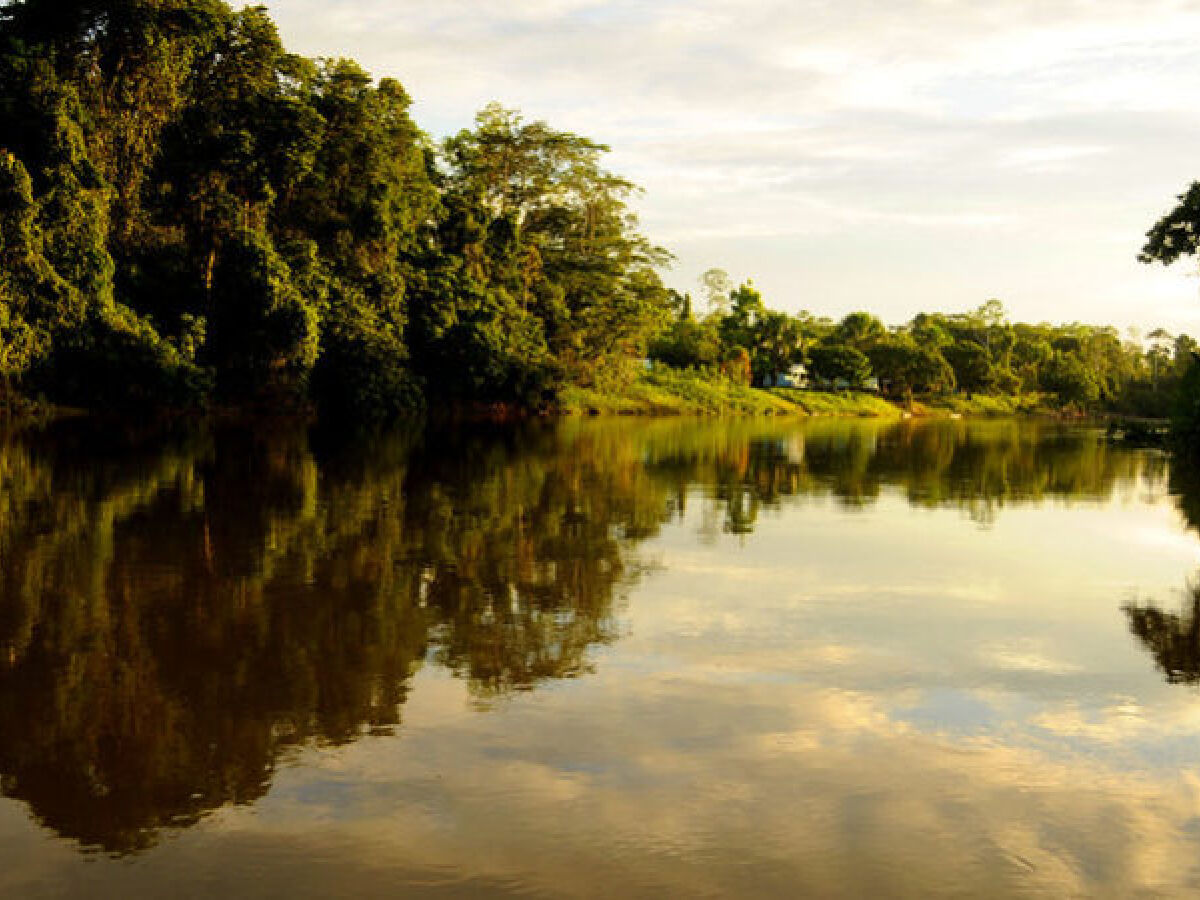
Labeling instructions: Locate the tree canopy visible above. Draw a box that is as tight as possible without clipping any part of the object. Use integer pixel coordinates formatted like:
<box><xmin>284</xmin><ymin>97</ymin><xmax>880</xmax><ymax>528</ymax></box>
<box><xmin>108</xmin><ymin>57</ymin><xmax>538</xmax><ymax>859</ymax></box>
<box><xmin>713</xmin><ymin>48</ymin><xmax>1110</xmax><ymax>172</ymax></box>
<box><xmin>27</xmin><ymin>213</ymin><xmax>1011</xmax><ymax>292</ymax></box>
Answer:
<box><xmin>0</xmin><ymin>0</ymin><xmax>672</xmax><ymax>417</ymax></box>
<box><xmin>646</xmin><ymin>283</ymin><xmax>1183</xmax><ymax>414</ymax></box>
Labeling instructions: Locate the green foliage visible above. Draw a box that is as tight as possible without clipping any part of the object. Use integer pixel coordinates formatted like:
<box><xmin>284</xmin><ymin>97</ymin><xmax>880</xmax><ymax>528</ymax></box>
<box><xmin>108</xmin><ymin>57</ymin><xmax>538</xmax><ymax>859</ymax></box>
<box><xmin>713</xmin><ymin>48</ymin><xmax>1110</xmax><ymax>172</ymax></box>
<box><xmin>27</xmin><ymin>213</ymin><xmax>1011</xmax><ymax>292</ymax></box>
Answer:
<box><xmin>834</xmin><ymin>311</ymin><xmax>886</xmax><ymax>349</ymax></box>
<box><xmin>311</xmin><ymin>302</ymin><xmax>422</xmax><ymax>424</ymax></box>
<box><xmin>643</xmin><ymin>271</ymin><xmax>1179</xmax><ymax>416</ymax></box>
<box><xmin>650</xmin><ymin>317</ymin><xmax>723</xmax><ymax>370</ymax></box>
<box><xmin>1040</xmin><ymin>353</ymin><xmax>1101</xmax><ymax>410</ymax></box>
<box><xmin>0</xmin><ymin>152</ymin><xmax>51</xmax><ymax>378</ymax></box>
<box><xmin>0</xmin><ymin>2</ymin><xmax>673</xmax><ymax>419</ymax></box>
<box><xmin>943</xmin><ymin>340</ymin><xmax>995</xmax><ymax>394</ymax></box>
<box><xmin>1141</xmin><ymin>182</ymin><xmax>1200</xmax><ymax>267</ymax></box>
<box><xmin>921</xmin><ymin>393</ymin><xmax>1050</xmax><ymax>418</ymax></box>
<box><xmin>440</xmin><ymin>104</ymin><xmax>672</xmax><ymax>386</ymax></box>
<box><xmin>807</xmin><ymin>342</ymin><xmax>872</xmax><ymax>387</ymax></box>
<box><xmin>1172</xmin><ymin>353</ymin><xmax>1200</xmax><ymax>449</ymax></box>
<box><xmin>869</xmin><ymin>336</ymin><xmax>955</xmax><ymax>405</ymax></box>
<box><xmin>427</xmin><ymin>285</ymin><xmax>561</xmax><ymax>409</ymax></box>
<box><xmin>769</xmin><ymin>388</ymin><xmax>901</xmax><ymax>418</ymax></box>
<box><xmin>663</xmin><ymin>279</ymin><xmax>808</xmax><ymax>385</ymax></box>
<box><xmin>751</xmin><ymin>310</ymin><xmax>805</xmax><ymax>382</ymax></box>
<box><xmin>206</xmin><ymin>227</ymin><xmax>319</xmax><ymax>399</ymax></box>
<box><xmin>33</xmin><ymin>303</ymin><xmax>209</xmax><ymax>409</ymax></box>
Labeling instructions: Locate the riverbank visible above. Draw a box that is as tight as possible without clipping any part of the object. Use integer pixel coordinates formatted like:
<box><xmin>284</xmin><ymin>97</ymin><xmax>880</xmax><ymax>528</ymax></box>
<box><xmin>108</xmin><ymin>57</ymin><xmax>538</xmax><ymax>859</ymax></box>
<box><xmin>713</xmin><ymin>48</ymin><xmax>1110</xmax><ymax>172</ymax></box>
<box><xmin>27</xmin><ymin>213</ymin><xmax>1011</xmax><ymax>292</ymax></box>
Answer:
<box><xmin>561</xmin><ymin>370</ymin><xmax>895</xmax><ymax>417</ymax></box>
<box><xmin>560</xmin><ymin>370</ymin><xmax>1063</xmax><ymax>418</ymax></box>
<box><xmin>0</xmin><ymin>370</ymin><xmax>1097</xmax><ymax>426</ymax></box>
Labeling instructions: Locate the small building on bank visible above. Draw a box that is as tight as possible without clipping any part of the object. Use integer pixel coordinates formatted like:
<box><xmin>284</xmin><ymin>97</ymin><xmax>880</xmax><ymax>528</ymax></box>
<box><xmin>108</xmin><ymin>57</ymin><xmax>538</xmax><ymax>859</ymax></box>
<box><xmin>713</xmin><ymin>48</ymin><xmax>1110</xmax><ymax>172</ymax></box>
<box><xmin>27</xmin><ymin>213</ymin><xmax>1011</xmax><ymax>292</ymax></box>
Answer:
<box><xmin>762</xmin><ymin>363</ymin><xmax>810</xmax><ymax>389</ymax></box>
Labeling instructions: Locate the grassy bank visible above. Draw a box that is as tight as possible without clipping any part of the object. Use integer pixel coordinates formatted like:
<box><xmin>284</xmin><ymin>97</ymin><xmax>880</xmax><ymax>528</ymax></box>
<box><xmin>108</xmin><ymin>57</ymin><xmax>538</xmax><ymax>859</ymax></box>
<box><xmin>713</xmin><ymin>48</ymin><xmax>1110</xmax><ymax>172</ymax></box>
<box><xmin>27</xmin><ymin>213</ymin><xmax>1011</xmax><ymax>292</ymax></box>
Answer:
<box><xmin>2</xmin><ymin>369</ymin><xmax>1074</xmax><ymax>425</ymax></box>
<box><xmin>562</xmin><ymin>370</ymin><xmax>797</xmax><ymax>415</ymax></box>
<box><xmin>560</xmin><ymin>370</ymin><xmax>1079</xmax><ymax>420</ymax></box>
<box><xmin>766</xmin><ymin>388</ymin><xmax>902</xmax><ymax>417</ymax></box>
<box><xmin>561</xmin><ymin>370</ymin><xmax>902</xmax><ymax>417</ymax></box>
<box><xmin>914</xmin><ymin>393</ymin><xmax>1057</xmax><ymax>418</ymax></box>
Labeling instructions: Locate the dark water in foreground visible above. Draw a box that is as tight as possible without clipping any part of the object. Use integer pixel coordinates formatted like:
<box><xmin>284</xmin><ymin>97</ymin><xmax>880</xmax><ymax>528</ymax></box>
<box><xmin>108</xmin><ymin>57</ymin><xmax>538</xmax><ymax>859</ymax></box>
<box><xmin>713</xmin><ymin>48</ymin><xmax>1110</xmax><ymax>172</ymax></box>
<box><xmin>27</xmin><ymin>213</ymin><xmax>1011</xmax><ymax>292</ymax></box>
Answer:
<box><xmin>1</xmin><ymin>417</ymin><xmax>1199</xmax><ymax>897</ymax></box>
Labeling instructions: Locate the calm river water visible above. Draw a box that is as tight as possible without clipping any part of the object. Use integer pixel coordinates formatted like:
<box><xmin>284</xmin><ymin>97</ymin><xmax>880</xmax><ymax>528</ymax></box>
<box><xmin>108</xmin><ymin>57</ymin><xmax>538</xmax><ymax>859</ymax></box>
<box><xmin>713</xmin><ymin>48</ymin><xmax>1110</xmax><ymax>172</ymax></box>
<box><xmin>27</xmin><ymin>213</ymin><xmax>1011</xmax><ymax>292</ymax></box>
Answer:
<box><xmin>1</xmin><ymin>417</ymin><xmax>1199</xmax><ymax>897</ymax></box>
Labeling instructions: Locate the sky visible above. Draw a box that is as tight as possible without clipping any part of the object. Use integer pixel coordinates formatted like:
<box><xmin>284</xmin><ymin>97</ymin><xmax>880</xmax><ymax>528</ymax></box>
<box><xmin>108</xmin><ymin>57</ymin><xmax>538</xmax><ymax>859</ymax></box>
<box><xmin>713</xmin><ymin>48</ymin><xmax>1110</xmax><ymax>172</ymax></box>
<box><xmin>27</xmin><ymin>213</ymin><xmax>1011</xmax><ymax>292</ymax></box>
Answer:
<box><xmin>261</xmin><ymin>0</ymin><xmax>1200</xmax><ymax>335</ymax></box>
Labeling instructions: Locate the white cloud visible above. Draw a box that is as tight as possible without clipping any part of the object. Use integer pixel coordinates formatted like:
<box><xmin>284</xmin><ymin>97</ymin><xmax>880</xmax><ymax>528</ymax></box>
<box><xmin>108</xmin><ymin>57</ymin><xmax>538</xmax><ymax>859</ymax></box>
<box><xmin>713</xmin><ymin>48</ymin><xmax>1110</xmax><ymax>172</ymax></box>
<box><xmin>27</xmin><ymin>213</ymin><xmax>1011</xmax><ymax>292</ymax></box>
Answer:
<box><xmin>999</xmin><ymin>144</ymin><xmax>1110</xmax><ymax>171</ymax></box>
<box><xmin>261</xmin><ymin>0</ymin><xmax>1200</xmax><ymax>332</ymax></box>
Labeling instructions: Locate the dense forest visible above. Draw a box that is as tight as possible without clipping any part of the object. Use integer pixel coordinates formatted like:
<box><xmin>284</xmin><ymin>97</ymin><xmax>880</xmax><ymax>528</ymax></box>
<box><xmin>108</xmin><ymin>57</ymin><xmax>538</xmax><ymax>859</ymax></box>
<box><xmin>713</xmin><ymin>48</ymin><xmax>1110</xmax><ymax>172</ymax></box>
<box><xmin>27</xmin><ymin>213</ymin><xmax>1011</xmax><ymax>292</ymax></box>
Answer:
<box><xmin>0</xmin><ymin>0</ymin><xmax>1194</xmax><ymax>422</ymax></box>
<box><xmin>0</xmin><ymin>0</ymin><xmax>672</xmax><ymax>419</ymax></box>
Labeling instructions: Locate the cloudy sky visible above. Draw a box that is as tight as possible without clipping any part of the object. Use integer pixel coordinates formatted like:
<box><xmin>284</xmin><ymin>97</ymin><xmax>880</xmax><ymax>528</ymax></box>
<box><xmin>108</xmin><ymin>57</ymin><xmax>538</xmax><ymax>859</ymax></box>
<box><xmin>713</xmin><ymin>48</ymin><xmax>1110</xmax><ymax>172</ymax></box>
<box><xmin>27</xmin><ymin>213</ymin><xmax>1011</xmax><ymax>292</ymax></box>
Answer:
<box><xmin>262</xmin><ymin>0</ymin><xmax>1200</xmax><ymax>333</ymax></box>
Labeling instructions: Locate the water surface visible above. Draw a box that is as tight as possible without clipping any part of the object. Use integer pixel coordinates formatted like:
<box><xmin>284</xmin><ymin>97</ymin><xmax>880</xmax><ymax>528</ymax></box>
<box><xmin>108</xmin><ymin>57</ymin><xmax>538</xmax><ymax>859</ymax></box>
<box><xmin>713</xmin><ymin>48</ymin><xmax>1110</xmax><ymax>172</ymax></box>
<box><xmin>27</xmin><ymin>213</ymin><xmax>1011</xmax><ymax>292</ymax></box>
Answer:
<box><xmin>1</xmin><ymin>417</ymin><xmax>1198</xmax><ymax>897</ymax></box>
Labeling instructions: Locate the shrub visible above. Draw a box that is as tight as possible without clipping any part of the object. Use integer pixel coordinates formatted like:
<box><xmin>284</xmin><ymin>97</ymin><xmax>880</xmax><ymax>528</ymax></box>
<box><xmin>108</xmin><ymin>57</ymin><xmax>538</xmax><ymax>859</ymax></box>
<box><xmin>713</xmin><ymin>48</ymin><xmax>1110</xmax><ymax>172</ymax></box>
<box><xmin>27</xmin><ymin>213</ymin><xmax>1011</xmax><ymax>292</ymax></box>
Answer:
<box><xmin>33</xmin><ymin>304</ymin><xmax>210</xmax><ymax>410</ymax></box>
<box><xmin>311</xmin><ymin>304</ymin><xmax>423</xmax><ymax>424</ymax></box>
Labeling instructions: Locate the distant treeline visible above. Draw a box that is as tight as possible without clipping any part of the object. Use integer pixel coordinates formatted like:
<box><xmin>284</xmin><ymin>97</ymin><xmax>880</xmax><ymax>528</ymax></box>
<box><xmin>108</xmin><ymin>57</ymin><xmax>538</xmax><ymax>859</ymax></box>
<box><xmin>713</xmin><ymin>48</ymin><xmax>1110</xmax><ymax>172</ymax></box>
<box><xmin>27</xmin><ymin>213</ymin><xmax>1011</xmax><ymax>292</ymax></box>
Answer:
<box><xmin>0</xmin><ymin>0</ymin><xmax>1191</xmax><ymax>422</ymax></box>
<box><xmin>652</xmin><ymin>280</ymin><xmax>1196</xmax><ymax>415</ymax></box>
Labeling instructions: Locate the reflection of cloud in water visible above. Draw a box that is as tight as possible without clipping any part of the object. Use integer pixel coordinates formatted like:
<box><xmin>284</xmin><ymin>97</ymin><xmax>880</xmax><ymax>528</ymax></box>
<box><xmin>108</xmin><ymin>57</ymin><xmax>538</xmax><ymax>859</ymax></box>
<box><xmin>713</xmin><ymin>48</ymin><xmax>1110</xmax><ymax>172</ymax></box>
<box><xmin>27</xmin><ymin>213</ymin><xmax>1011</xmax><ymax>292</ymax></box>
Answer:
<box><xmin>1031</xmin><ymin>698</ymin><xmax>1165</xmax><ymax>743</ymax></box>
<box><xmin>136</xmin><ymin>675</ymin><xmax>1200</xmax><ymax>897</ymax></box>
<box><xmin>980</xmin><ymin>640</ymin><xmax>1081</xmax><ymax>675</ymax></box>
<box><xmin>0</xmin><ymin>416</ymin><xmax>1195</xmax><ymax>894</ymax></box>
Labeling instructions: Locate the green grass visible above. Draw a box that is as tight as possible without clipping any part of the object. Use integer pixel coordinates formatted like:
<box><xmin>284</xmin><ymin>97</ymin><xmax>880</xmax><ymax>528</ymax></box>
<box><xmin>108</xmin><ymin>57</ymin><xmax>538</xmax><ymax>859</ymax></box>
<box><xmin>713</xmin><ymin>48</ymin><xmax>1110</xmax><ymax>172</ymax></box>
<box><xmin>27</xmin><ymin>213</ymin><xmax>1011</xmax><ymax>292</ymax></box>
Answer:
<box><xmin>560</xmin><ymin>369</ymin><xmax>1069</xmax><ymax>420</ymax></box>
<box><xmin>562</xmin><ymin>369</ymin><xmax>798</xmax><ymax>416</ymax></box>
<box><xmin>766</xmin><ymin>387</ymin><xmax>902</xmax><ymax>417</ymax></box>
<box><xmin>561</xmin><ymin>370</ymin><xmax>902</xmax><ymax>417</ymax></box>
<box><xmin>916</xmin><ymin>393</ymin><xmax>1056</xmax><ymax>418</ymax></box>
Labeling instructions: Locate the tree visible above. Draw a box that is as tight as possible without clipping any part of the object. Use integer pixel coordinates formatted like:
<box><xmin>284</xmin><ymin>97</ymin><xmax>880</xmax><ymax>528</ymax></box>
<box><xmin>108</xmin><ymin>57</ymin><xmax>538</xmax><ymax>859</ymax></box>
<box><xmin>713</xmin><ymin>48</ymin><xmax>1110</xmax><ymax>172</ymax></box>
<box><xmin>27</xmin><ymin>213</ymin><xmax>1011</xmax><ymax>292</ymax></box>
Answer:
<box><xmin>649</xmin><ymin>318</ymin><xmax>722</xmax><ymax>370</ymax></box>
<box><xmin>834</xmin><ymin>311</ymin><xmax>886</xmax><ymax>350</ymax></box>
<box><xmin>869</xmin><ymin>336</ymin><xmax>954</xmax><ymax>408</ymax></box>
<box><xmin>807</xmin><ymin>342</ymin><xmax>872</xmax><ymax>388</ymax></box>
<box><xmin>975</xmin><ymin>298</ymin><xmax>1007</xmax><ymax>329</ymax></box>
<box><xmin>910</xmin><ymin>315</ymin><xmax>952</xmax><ymax>351</ymax></box>
<box><xmin>205</xmin><ymin>227</ymin><xmax>319</xmax><ymax>399</ymax></box>
<box><xmin>439</xmin><ymin>104</ymin><xmax>671</xmax><ymax>387</ymax></box>
<box><xmin>699</xmin><ymin>268</ymin><xmax>732</xmax><ymax>315</ymax></box>
<box><xmin>1144</xmin><ymin>328</ymin><xmax>1173</xmax><ymax>391</ymax></box>
<box><xmin>0</xmin><ymin>0</ymin><xmax>1190</xmax><ymax>421</ymax></box>
<box><xmin>751</xmin><ymin>310</ymin><xmax>804</xmax><ymax>383</ymax></box>
<box><xmin>1041</xmin><ymin>354</ymin><xmax>1100</xmax><ymax>409</ymax></box>
<box><xmin>1141</xmin><ymin>182</ymin><xmax>1200</xmax><ymax>267</ymax></box>
<box><xmin>1174</xmin><ymin>354</ymin><xmax>1200</xmax><ymax>447</ymax></box>
<box><xmin>943</xmin><ymin>340</ymin><xmax>995</xmax><ymax>394</ymax></box>
<box><xmin>1175</xmin><ymin>335</ymin><xmax>1199</xmax><ymax>377</ymax></box>
<box><xmin>1011</xmin><ymin>329</ymin><xmax>1053</xmax><ymax>392</ymax></box>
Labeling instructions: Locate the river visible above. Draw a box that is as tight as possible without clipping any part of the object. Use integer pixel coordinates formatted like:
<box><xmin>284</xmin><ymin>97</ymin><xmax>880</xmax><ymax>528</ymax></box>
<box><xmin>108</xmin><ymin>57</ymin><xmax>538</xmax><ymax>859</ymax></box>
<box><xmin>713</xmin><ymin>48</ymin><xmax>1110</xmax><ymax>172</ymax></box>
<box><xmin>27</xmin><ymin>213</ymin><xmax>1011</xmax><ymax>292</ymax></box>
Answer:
<box><xmin>0</xmin><ymin>417</ymin><xmax>1197</xmax><ymax>897</ymax></box>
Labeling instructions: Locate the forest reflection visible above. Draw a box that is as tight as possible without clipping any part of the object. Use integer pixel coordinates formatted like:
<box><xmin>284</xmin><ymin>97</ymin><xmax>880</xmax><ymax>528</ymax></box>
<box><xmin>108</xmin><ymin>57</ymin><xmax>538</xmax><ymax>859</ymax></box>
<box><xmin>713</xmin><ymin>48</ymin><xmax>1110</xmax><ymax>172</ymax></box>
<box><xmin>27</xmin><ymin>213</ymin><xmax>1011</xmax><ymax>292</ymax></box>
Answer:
<box><xmin>0</xmin><ymin>417</ymin><xmax>1170</xmax><ymax>854</ymax></box>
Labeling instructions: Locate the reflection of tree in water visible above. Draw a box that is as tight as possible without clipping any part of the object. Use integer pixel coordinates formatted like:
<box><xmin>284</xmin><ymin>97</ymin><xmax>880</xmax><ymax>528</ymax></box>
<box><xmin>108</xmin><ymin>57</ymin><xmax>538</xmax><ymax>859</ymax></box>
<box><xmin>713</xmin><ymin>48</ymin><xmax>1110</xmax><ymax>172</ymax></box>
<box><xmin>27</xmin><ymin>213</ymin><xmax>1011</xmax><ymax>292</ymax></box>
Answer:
<box><xmin>0</xmin><ymin>425</ymin><xmax>424</xmax><ymax>853</ymax></box>
<box><xmin>0</xmin><ymin>421</ymin><xmax>663</xmax><ymax>854</ymax></box>
<box><xmin>401</xmin><ymin>426</ymin><xmax>662</xmax><ymax>698</ymax></box>
<box><xmin>1169</xmin><ymin>456</ymin><xmax>1200</xmax><ymax>535</ymax></box>
<box><xmin>620</xmin><ymin>418</ymin><xmax>1155</xmax><ymax>534</ymax></box>
<box><xmin>1125</xmin><ymin>579</ymin><xmax>1200</xmax><ymax>685</ymax></box>
<box><xmin>0</xmin><ymin>417</ymin><xmax>1161</xmax><ymax>853</ymax></box>
<box><xmin>1125</xmin><ymin>459</ymin><xmax>1200</xmax><ymax>685</ymax></box>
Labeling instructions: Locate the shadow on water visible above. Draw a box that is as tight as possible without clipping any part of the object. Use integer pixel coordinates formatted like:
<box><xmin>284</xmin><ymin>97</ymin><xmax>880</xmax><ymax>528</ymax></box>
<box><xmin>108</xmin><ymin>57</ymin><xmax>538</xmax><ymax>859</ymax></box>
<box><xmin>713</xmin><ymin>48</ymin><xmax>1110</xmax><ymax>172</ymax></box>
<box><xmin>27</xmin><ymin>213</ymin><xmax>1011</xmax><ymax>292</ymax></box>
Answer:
<box><xmin>0</xmin><ymin>417</ymin><xmax>1170</xmax><ymax>854</ymax></box>
<box><xmin>1124</xmin><ymin>458</ymin><xmax>1200</xmax><ymax>686</ymax></box>
<box><xmin>1125</xmin><ymin>579</ymin><xmax>1200</xmax><ymax>685</ymax></box>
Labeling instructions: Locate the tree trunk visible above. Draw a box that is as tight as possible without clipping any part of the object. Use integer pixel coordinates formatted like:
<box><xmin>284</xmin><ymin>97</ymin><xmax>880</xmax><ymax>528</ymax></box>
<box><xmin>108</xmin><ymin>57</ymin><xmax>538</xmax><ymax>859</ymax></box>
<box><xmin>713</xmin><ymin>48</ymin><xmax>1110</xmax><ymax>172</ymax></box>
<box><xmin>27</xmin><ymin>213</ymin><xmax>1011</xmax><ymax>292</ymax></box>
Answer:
<box><xmin>204</xmin><ymin>245</ymin><xmax>217</xmax><ymax>301</ymax></box>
